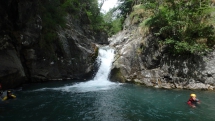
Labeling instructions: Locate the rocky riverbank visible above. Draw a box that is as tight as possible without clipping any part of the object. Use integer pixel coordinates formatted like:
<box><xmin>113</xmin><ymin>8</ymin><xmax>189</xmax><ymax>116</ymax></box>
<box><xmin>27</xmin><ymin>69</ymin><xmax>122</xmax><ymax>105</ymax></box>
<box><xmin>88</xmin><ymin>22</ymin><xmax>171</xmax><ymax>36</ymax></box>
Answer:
<box><xmin>109</xmin><ymin>15</ymin><xmax>215</xmax><ymax>90</ymax></box>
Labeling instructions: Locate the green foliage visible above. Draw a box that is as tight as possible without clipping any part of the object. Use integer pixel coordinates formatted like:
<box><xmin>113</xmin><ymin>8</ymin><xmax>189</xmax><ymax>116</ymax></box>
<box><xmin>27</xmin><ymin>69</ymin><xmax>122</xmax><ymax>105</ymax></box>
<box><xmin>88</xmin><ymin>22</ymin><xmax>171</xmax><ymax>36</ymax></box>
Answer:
<box><xmin>38</xmin><ymin>0</ymin><xmax>66</xmax><ymax>55</ymax></box>
<box><xmin>100</xmin><ymin>0</ymin><xmax>135</xmax><ymax>36</ymax></box>
<box><xmin>143</xmin><ymin>0</ymin><xmax>215</xmax><ymax>54</ymax></box>
<box><xmin>102</xmin><ymin>6</ymin><xmax>124</xmax><ymax>36</ymax></box>
<box><xmin>109</xmin><ymin>18</ymin><xmax>123</xmax><ymax>35</ymax></box>
<box><xmin>118</xmin><ymin>0</ymin><xmax>133</xmax><ymax>17</ymax></box>
<box><xmin>38</xmin><ymin>0</ymin><xmax>107</xmax><ymax>55</ymax></box>
<box><xmin>85</xmin><ymin>0</ymin><xmax>106</xmax><ymax>31</ymax></box>
<box><xmin>61</xmin><ymin>0</ymin><xmax>80</xmax><ymax>13</ymax></box>
<box><xmin>87</xmin><ymin>10</ymin><xmax>104</xmax><ymax>31</ymax></box>
<box><xmin>40</xmin><ymin>0</ymin><xmax>66</xmax><ymax>28</ymax></box>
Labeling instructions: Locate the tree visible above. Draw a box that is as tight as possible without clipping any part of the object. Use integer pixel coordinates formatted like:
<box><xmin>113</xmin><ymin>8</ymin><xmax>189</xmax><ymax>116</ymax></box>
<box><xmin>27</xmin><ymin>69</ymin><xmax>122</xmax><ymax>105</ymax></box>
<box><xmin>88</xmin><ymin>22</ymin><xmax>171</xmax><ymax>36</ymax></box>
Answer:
<box><xmin>117</xmin><ymin>0</ymin><xmax>133</xmax><ymax>17</ymax></box>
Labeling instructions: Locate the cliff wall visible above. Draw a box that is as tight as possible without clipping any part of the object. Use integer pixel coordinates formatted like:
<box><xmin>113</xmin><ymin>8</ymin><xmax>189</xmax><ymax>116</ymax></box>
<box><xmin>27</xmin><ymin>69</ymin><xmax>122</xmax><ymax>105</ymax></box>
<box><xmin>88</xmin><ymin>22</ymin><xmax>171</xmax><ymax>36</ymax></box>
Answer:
<box><xmin>109</xmin><ymin>14</ymin><xmax>215</xmax><ymax>90</ymax></box>
<box><xmin>0</xmin><ymin>0</ymin><xmax>108</xmax><ymax>89</ymax></box>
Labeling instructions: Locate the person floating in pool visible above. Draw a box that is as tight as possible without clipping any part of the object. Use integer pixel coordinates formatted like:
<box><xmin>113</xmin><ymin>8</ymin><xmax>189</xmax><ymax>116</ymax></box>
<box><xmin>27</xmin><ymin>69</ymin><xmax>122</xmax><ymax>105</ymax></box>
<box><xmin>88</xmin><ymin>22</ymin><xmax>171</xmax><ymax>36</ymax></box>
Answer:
<box><xmin>2</xmin><ymin>90</ymin><xmax>16</xmax><ymax>101</ymax></box>
<box><xmin>187</xmin><ymin>93</ymin><xmax>200</xmax><ymax>108</ymax></box>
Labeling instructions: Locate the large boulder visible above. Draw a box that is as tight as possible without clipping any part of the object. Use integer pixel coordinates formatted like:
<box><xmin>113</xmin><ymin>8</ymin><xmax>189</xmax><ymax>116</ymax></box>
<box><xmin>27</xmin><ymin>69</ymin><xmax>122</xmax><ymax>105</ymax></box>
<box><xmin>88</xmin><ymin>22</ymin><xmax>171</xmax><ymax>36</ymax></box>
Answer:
<box><xmin>0</xmin><ymin>48</ymin><xmax>26</xmax><ymax>89</ymax></box>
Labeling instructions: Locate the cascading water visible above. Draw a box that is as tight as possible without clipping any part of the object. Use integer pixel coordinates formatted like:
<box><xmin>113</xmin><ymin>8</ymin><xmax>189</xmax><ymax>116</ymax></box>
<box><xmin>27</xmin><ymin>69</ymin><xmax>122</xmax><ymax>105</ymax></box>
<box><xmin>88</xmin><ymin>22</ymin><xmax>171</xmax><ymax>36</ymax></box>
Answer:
<box><xmin>93</xmin><ymin>46</ymin><xmax>115</xmax><ymax>82</ymax></box>
<box><xmin>34</xmin><ymin>46</ymin><xmax>119</xmax><ymax>92</ymax></box>
<box><xmin>68</xmin><ymin>46</ymin><xmax>118</xmax><ymax>92</ymax></box>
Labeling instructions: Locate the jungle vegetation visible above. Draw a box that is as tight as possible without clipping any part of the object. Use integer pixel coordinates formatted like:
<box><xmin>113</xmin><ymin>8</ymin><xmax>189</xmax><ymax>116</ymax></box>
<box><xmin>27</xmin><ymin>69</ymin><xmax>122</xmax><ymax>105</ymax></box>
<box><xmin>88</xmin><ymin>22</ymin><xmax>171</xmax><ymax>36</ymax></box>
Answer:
<box><xmin>40</xmin><ymin>0</ymin><xmax>215</xmax><ymax>55</ymax></box>
<box><xmin>38</xmin><ymin>0</ymin><xmax>104</xmax><ymax>53</ymax></box>
<box><xmin>112</xmin><ymin>0</ymin><xmax>215</xmax><ymax>54</ymax></box>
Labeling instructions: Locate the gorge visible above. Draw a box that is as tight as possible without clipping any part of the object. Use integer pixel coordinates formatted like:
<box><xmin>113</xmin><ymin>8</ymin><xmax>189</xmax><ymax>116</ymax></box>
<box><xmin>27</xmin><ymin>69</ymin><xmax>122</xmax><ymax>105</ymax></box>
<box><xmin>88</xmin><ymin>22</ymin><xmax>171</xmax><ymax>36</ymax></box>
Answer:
<box><xmin>1</xmin><ymin>1</ymin><xmax>215</xmax><ymax>120</ymax></box>
<box><xmin>0</xmin><ymin>0</ymin><xmax>215</xmax><ymax>90</ymax></box>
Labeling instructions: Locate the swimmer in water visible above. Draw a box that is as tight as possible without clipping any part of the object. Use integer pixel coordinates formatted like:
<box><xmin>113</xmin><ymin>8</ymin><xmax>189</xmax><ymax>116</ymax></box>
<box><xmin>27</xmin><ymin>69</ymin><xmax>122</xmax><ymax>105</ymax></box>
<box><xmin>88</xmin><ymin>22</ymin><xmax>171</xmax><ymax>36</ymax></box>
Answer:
<box><xmin>187</xmin><ymin>93</ymin><xmax>200</xmax><ymax>108</ymax></box>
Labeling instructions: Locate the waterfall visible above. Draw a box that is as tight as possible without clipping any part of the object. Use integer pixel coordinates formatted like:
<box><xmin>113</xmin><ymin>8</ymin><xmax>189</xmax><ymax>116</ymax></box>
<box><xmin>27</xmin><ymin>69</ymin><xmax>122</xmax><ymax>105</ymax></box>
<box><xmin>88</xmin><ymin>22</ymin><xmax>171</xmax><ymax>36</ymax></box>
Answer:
<box><xmin>69</xmin><ymin>46</ymin><xmax>117</xmax><ymax>92</ymax></box>
<box><xmin>33</xmin><ymin>46</ymin><xmax>120</xmax><ymax>92</ymax></box>
<box><xmin>93</xmin><ymin>46</ymin><xmax>115</xmax><ymax>82</ymax></box>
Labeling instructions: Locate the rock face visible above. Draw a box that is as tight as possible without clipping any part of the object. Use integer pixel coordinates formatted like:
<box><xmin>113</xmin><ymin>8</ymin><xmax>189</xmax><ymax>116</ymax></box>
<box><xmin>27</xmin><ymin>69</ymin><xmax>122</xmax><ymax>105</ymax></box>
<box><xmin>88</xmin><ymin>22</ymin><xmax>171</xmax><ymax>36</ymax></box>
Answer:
<box><xmin>0</xmin><ymin>0</ymin><xmax>107</xmax><ymax>89</ymax></box>
<box><xmin>109</xmin><ymin>17</ymin><xmax>215</xmax><ymax>90</ymax></box>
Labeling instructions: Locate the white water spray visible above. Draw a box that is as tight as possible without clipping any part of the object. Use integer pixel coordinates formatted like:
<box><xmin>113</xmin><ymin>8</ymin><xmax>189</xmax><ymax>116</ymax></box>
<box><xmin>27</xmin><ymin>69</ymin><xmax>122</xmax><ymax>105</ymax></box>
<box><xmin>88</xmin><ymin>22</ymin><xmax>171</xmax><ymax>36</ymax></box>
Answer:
<box><xmin>34</xmin><ymin>46</ymin><xmax>120</xmax><ymax>92</ymax></box>
<box><xmin>92</xmin><ymin>46</ymin><xmax>115</xmax><ymax>82</ymax></box>
<box><xmin>70</xmin><ymin>46</ymin><xmax>117</xmax><ymax>92</ymax></box>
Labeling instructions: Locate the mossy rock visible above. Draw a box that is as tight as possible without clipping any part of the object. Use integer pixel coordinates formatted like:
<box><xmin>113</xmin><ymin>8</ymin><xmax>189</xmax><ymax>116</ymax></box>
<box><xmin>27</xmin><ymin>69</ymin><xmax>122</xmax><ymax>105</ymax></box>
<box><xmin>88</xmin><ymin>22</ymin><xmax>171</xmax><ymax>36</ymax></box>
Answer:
<box><xmin>109</xmin><ymin>68</ymin><xmax>125</xmax><ymax>83</ymax></box>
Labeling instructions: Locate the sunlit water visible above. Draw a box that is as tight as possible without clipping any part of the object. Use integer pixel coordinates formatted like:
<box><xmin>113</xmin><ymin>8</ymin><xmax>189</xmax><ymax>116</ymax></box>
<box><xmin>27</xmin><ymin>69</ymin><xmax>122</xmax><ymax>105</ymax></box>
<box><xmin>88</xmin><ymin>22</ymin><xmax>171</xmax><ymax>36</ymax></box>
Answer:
<box><xmin>0</xmin><ymin>47</ymin><xmax>215</xmax><ymax>121</ymax></box>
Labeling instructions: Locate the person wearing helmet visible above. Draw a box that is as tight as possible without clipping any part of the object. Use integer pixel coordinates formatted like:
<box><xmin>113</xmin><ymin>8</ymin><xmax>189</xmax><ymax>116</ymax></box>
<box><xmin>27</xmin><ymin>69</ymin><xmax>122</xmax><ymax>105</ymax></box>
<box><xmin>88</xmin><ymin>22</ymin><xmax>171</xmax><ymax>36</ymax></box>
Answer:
<box><xmin>2</xmin><ymin>90</ymin><xmax>16</xmax><ymax>101</ymax></box>
<box><xmin>187</xmin><ymin>93</ymin><xmax>200</xmax><ymax>108</ymax></box>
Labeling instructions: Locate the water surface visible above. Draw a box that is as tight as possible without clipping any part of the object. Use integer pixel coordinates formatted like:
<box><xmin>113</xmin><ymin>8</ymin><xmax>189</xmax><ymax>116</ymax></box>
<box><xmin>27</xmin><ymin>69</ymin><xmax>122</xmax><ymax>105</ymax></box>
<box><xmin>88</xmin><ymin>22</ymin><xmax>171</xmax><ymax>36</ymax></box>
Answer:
<box><xmin>0</xmin><ymin>47</ymin><xmax>215</xmax><ymax>121</ymax></box>
<box><xmin>0</xmin><ymin>82</ymin><xmax>215</xmax><ymax>121</ymax></box>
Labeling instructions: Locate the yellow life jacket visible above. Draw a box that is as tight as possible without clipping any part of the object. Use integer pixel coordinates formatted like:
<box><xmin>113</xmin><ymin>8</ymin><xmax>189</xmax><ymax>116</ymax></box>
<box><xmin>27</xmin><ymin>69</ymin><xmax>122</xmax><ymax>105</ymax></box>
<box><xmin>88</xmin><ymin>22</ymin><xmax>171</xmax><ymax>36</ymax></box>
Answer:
<box><xmin>2</xmin><ymin>94</ymin><xmax>16</xmax><ymax>101</ymax></box>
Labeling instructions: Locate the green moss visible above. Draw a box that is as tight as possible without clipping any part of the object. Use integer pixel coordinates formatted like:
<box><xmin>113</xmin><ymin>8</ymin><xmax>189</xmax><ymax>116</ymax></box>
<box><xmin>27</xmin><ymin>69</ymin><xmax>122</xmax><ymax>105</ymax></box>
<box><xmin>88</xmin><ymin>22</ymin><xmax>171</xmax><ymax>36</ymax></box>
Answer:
<box><xmin>109</xmin><ymin>68</ymin><xmax>125</xmax><ymax>83</ymax></box>
<box><xmin>134</xmin><ymin>81</ymin><xmax>141</xmax><ymax>85</ymax></box>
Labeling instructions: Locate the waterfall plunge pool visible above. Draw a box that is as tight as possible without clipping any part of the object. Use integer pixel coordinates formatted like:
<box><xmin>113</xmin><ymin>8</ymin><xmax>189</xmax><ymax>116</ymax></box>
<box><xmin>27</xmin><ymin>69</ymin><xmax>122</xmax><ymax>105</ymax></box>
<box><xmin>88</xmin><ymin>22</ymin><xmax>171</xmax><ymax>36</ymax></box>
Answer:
<box><xmin>0</xmin><ymin>47</ymin><xmax>215</xmax><ymax>121</ymax></box>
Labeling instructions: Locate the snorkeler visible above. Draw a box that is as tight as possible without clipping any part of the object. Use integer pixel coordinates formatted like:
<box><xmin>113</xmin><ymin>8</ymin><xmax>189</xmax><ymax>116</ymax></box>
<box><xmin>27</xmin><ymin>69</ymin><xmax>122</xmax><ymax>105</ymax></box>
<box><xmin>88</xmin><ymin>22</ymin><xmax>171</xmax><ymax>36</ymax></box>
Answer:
<box><xmin>187</xmin><ymin>94</ymin><xmax>200</xmax><ymax>108</ymax></box>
